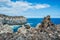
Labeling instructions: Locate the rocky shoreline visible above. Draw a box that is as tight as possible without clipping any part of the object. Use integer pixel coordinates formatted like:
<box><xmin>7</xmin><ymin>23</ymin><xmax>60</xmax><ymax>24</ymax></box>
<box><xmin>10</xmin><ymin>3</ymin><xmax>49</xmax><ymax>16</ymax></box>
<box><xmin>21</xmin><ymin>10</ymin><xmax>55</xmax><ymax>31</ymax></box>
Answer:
<box><xmin>0</xmin><ymin>15</ymin><xmax>60</xmax><ymax>40</ymax></box>
<box><xmin>0</xmin><ymin>14</ymin><xmax>27</xmax><ymax>25</ymax></box>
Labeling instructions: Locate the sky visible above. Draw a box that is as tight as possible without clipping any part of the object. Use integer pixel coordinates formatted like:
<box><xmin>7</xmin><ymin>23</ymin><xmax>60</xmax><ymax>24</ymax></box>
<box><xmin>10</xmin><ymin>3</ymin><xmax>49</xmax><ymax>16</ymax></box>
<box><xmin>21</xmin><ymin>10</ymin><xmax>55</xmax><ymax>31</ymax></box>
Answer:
<box><xmin>0</xmin><ymin>0</ymin><xmax>60</xmax><ymax>18</ymax></box>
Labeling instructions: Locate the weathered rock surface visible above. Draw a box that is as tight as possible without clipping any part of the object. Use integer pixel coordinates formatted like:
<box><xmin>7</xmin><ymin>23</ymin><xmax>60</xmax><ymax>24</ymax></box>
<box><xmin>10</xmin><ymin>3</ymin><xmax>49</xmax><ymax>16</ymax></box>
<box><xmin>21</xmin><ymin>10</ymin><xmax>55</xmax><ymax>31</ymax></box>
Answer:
<box><xmin>56</xmin><ymin>24</ymin><xmax>60</xmax><ymax>31</ymax></box>
<box><xmin>0</xmin><ymin>14</ymin><xmax>27</xmax><ymax>25</ymax></box>
<box><xmin>0</xmin><ymin>24</ymin><xmax>13</xmax><ymax>34</ymax></box>
<box><xmin>0</xmin><ymin>15</ymin><xmax>60</xmax><ymax>40</ymax></box>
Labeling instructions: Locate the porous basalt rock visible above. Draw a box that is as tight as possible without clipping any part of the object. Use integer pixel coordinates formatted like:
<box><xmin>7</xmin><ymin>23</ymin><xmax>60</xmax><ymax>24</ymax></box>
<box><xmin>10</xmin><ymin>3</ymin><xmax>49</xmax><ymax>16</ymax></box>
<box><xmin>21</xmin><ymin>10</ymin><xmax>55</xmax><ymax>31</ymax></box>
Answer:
<box><xmin>37</xmin><ymin>15</ymin><xmax>55</xmax><ymax>32</ymax></box>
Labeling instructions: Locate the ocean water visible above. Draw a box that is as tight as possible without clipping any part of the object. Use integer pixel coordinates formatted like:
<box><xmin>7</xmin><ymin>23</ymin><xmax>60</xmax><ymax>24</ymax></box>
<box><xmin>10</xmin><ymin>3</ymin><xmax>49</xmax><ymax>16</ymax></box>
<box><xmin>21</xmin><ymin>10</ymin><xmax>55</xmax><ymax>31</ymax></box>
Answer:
<box><xmin>13</xmin><ymin>18</ymin><xmax>60</xmax><ymax>32</ymax></box>
<box><xmin>27</xmin><ymin>18</ymin><xmax>60</xmax><ymax>27</ymax></box>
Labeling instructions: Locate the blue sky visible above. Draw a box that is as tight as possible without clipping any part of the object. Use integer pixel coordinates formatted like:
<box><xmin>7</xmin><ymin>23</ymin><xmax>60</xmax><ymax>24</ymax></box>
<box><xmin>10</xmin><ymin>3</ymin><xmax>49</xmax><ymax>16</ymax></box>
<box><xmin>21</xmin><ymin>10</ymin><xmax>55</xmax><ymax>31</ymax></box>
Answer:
<box><xmin>0</xmin><ymin>0</ymin><xmax>60</xmax><ymax>18</ymax></box>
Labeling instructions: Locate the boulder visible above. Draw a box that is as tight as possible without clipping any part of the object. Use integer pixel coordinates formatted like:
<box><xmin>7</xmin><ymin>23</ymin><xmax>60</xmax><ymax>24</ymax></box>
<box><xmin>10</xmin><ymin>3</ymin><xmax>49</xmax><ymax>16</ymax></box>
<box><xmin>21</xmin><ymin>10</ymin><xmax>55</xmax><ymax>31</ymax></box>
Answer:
<box><xmin>56</xmin><ymin>24</ymin><xmax>60</xmax><ymax>31</ymax></box>
<box><xmin>0</xmin><ymin>24</ymin><xmax>13</xmax><ymax>34</ymax></box>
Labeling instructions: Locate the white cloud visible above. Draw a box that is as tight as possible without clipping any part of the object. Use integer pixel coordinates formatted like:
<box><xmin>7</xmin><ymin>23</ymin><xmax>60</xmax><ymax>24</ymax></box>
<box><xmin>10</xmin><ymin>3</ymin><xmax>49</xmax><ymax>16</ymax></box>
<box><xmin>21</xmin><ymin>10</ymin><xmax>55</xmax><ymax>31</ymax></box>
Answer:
<box><xmin>0</xmin><ymin>0</ymin><xmax>50</xmax><ymax>16</ymax></box>
<box><xmin>34</xmin><ymin>4</ymin><xmax>50</xmax><ymax>9</ymax></box>
<box><xmin>11</xmin><ymin>1</ymin><xmax>50</xmax><ymax>10</ymax></box>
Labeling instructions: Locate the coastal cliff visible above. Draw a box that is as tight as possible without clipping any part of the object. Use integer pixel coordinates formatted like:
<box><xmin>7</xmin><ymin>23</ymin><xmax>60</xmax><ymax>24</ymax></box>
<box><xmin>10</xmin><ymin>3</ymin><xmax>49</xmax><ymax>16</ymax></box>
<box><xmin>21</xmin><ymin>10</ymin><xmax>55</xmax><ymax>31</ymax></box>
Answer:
<box><xmin>0</xmin><ymin>14</ymin><xmax>27</xmax><ymax>25</ymax></box>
